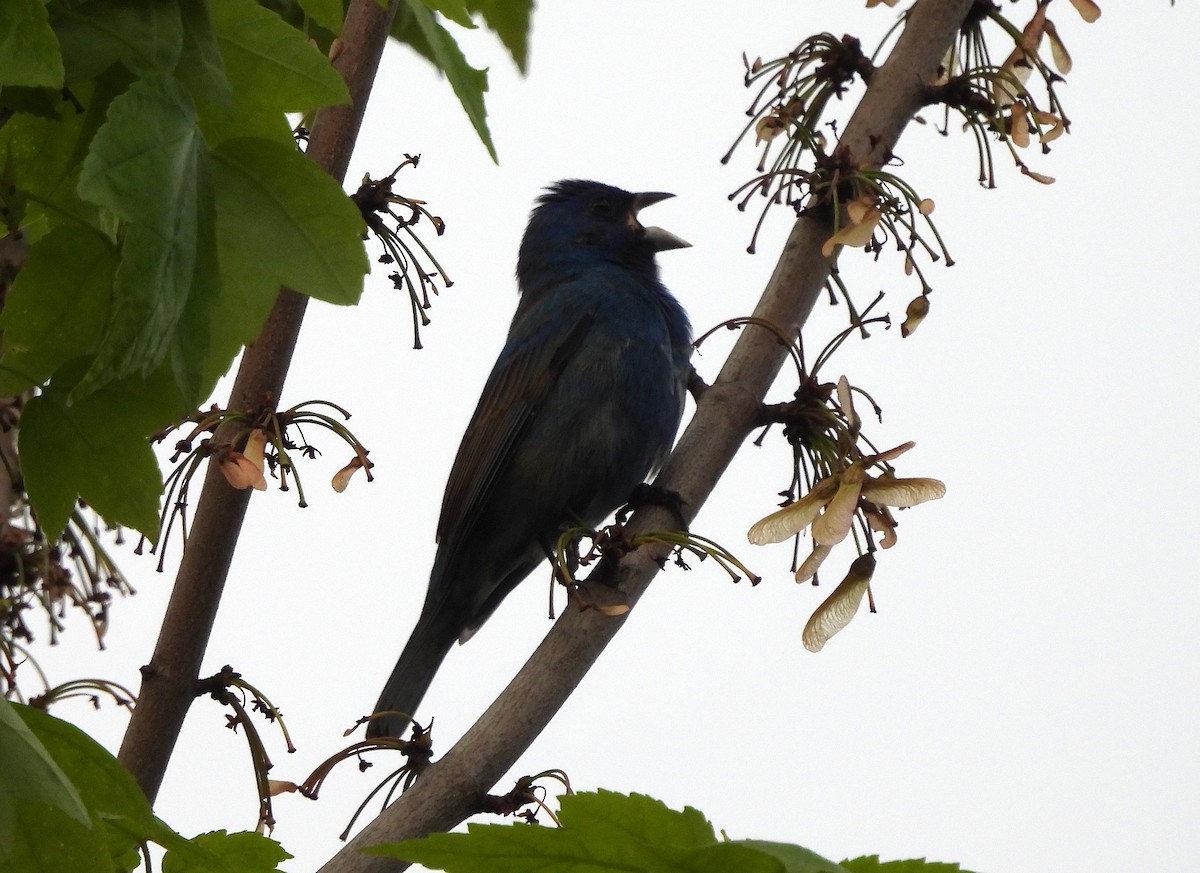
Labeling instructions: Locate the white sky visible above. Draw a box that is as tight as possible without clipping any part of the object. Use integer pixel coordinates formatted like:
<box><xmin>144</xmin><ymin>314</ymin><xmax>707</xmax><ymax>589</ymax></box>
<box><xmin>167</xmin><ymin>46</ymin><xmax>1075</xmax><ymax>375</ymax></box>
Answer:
<box><xmin>31</xmin><ymin>2</ymin><xmax>1200</xmax><ymax>872</ymax></box>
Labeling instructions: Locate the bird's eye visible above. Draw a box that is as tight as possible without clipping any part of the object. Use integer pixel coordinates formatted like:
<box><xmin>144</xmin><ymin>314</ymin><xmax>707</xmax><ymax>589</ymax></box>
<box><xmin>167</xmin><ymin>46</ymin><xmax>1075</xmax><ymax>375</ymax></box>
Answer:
<box><xmin>590</xmin><ymin>197</ymin><xmax>615</xmax><ymax>217</ymax></box>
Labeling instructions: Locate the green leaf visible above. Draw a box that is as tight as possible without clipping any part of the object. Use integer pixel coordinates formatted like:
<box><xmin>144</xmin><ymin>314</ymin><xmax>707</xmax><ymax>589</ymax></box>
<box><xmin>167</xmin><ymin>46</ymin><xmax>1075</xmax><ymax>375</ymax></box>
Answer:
<box><xmin>194</xmin><ymin>102</ymin><xmax>294</xmax><ymax>152</ymax></box>
<box><xmin>210</xmin><ymin>0</ymin><xmax>349</xmax><ymax>114</ymax></box>
<box><xmin>400</xmin><ymin>0</ymin><xmax>496</xmax><ymax>162</ymax></box>
<box><xmin>162</xmin><ymin>830</ymin><xmax>291</xmax><ymax>873</ymax></box>
<box><xmin>76</xmin><ymin>74</ymin><xmax>205</xmax><ymax>395</ymax></box>
<box><xmin>0</xmin><ymin>85</ymin><xmax>67</xmax><ymax>119</ymax></box>
<box><xmin>10</xmin><ymin>703</ymin><xmax>256</xmax><ymax>873</ymax></box>
<box><xmin>77</xmin><ymin>74</ymin><xmax>199</xmax><ymax>236</ymax></box>
<box><xmin>379</xmin><ymin>824</ymin><xmax>593</xmax><ymax>873</ymax></box>
<box><xmin>7</xmin><ymin>802</ymin><xmax>114</xmax><ymax>873</ymax></box>
<box><xmin>13</xmin><ymin>704</ymin><xmax>155</xmax><ymax>868</ymax></box>
<box><xmin>170</xmin><ymin>156</ymin><xmax>224</xmax><ymax>408</ymax></box>
<box><xmin>0</xmin><ymin>698</ymin><xmax>91</xmax><ymax>833</ymax></box>
<box><xmin>176</xmin><ymin>0</ymin><xmax>232</xmax><ymax>106</ymax></box>
<box><xmin>51</xmin><ymin>0</ymin><xmax>183</xmax><ymax>83</ymax></box>
<box><xmin>0</xmin><ymin>84</ymin><xmax>107</xmax><ymax>237</ymax></box>
<box><xmin>81</xmin><ymin>221</ymin><xmax>196</xmax><ymax>394</ymax></box>
<box><xmin>20</xmin><ymin>361</ymin><xmax>182</xmax><ymax>540</ymax></box>
<box><xmin>379</xmin><ymin>790</ymin><xmax>794</xmax><ymax>873</ymax></box>
<box><xmin>0</xmin><ymin>0</ymin><xmax>65</xmax><ymax>88</ymax></box>
<box><xmin>741</xmin><ymin>841</ymin><xmax>850</xmax><ymax>873</ymax></box>
<box><xmin>419</xmin><ymin>0</ymin><xmax>477</xmax><ymax>29</ymax></box>
<box><xmin>296</xmin><ymin>0</ymin><xmax>346</xmax><ymax>36</ymax></box>
<box><xmin>683</xmin><ymin>843</ymin><xmax>785</xmax><ymax>873</ymax></box>
<box><xmin>186</xmin><ymin>135</ymin><xmax>367</xmax><ymax>400</ymax></box>
<box><xmin>389</xmin><ymin>3</ymin><xmax>439</xmax><ymax>68</ymax></box>
<box><xmin>0</xmin><ymin>226</ymin><xmax>115</xmax><ymax>395</ymax></box>
<box><xmin>211</xmin><ymin>137</ymin><xmax>367</xmax><ymax>312</ymax></box>
<box><xmin>0</xmin><ymin>697</ymin><xmax>113</xmax><ymax>873</ymax></box>
<box><xmin>842</xmin><ymin>857</ymin><xmax>978</xmax><ymax>873</ymax></box>
<box><xmin>555</xmin><ymin>790</ymin><xmax>717</xmax><ymax>850</ymax></box>
<box><xmin>466</xmin><ymin>0</ymin><xmax>531</xmax><ymax>74</ymax></box>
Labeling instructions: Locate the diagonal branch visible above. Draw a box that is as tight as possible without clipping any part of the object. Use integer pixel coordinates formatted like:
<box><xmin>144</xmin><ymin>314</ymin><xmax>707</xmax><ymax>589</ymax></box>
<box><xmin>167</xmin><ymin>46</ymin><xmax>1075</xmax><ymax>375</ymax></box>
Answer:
<box><xmin>318</xmin><ymin>1</ymin><xmax>975</xmax><ymax>871</ymax></box>
<box><xmin>118</xmin><ymin>0</ymin><xmax>401</xmax><ymax>803</ymax></box>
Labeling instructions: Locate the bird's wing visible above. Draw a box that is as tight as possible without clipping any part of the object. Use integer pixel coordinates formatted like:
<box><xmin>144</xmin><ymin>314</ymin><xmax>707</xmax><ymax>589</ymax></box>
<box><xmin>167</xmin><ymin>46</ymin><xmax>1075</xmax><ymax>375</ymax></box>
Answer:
<box><xmin>436</xmin><ymin>303</ymin><xmax>594</xmax><ymax>548</ymax></box>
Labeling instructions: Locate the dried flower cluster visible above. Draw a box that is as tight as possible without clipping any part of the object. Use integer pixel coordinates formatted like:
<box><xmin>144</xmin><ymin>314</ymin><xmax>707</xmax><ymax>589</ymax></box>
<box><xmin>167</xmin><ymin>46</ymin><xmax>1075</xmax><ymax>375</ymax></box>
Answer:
<box><xmin>725</xmin><ymin>0</ymin><xmax>1101</xmax><ymax>334</ymax></box>
<box><xmin>708</xmin><ymin>314</ymin><xmax>945</xmax><ymax>651</ymax></box>
<box><xmin>1</xmin><ymin>503</ymin><xmax>133</xmax><ymax>699</ymax></box>
<box><xmin>722</xmin><ymin>1</ymin><xmax>1100</xmax><ymax>650</ymax></box>
<box><xmin>352</xmin><ymin>155</ymin><xmax>451</xmax><ymax>349</ymax></box>
<box><xmin>151</xmin><ymin>400</ymin><xmax>374</xmax><ymax>567</ymax></box>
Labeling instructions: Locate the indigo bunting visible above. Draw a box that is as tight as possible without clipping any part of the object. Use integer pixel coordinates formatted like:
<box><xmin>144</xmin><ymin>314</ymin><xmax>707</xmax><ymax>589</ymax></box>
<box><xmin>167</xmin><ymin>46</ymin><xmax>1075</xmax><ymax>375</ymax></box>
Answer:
<box><xmin>367</xmin><ymin>180</ymin><xmax>692</xmax><ymax>739</ymax></box>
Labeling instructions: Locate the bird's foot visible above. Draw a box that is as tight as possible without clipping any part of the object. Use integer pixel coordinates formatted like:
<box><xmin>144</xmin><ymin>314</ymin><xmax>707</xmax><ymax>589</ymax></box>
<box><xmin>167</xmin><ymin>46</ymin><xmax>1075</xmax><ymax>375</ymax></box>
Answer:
<box><xmin>616</xmin><ymin>482</ymin><xmax>687</xmax><ymax>530</ymax></box>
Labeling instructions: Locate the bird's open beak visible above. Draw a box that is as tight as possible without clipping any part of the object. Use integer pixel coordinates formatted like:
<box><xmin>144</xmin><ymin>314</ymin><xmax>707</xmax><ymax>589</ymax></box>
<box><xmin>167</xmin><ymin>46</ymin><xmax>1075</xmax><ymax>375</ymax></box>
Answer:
<box><xmin>633</xmin><ymin>191</ymin><xmax>691</xmax><ymax>252</ymax></box>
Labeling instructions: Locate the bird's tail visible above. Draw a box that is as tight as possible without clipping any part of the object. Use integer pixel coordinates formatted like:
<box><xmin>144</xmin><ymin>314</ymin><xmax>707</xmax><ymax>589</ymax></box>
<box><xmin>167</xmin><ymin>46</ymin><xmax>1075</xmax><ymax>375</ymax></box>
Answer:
<box><xmin>366</xmin><ymin>610</ymin><xmax>459</xmax><ymax>739</ymax></box>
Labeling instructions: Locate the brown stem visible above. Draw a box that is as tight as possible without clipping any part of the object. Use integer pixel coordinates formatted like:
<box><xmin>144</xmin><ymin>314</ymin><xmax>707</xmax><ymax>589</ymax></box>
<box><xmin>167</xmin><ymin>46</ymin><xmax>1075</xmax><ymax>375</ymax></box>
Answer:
<box><xmin>317</xmin><ymin>1</ymin><xmax>975</xmax><ymax>870</ymax></box>
<box><xmin>117</xmin><ymin>0</ymin><xmax>400</xmax><ymax>802</ymax></box>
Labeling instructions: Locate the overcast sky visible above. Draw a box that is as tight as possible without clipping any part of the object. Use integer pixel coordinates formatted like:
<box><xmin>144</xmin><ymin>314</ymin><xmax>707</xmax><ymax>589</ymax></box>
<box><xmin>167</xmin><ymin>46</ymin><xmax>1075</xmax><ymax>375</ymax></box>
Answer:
<box><xmin>34</xmin><ymin>3</ymin><xmax>1200</xmax><ymax>872</ymax></box>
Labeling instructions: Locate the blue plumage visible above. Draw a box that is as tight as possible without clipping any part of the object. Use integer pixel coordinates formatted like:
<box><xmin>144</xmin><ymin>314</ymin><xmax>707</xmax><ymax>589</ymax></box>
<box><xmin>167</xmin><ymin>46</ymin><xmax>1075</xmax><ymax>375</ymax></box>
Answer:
<box><xmin>367</xmin><ymin>180</ymin><xmax>692</xmax><ymax>739</ymax></box>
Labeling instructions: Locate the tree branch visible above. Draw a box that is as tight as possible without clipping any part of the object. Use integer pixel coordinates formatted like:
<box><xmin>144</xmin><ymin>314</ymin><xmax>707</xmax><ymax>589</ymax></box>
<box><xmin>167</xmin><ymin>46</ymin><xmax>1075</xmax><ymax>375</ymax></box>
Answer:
<box><xmin>318</xmin><ymin>1</ymin><xmax>975</xmax><ymax>870</ymax></box>
<box><xmin>118</xmin><ymin>0</ymin><xmax>400</xmax><ymax>803</ymax></box>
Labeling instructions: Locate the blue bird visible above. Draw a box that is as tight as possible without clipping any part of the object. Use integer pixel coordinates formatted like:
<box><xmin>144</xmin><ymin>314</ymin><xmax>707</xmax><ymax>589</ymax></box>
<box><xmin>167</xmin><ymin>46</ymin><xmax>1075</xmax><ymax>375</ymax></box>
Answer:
<box><xmin>367</xmin><ymin>180</ymin><xmax>693</xmax><ymax>739</ymax></box>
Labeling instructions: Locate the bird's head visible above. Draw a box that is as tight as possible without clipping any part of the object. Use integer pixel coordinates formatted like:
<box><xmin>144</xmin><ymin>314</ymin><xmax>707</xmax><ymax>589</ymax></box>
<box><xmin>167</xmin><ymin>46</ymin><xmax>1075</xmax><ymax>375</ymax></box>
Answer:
<box><xmin>517</xmin><ymin>179</ymin><xmax>690</xmax><ymax>287</ymax></box>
